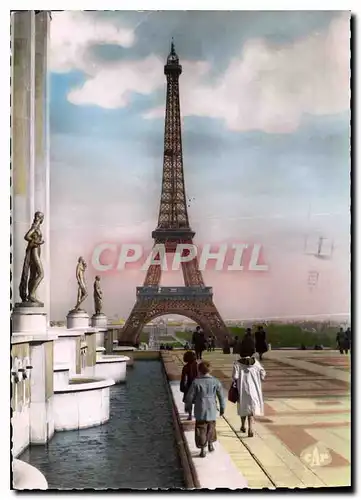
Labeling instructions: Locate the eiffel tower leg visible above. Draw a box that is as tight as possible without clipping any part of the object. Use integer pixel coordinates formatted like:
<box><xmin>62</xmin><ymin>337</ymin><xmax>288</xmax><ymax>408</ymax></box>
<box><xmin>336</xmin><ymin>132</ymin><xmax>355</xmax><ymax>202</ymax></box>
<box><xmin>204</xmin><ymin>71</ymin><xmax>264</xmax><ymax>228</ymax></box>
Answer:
<box><xmin>118</xmin><ymin>305</ymin><xmax>147</xmax><ymax>344</ymax></box>
<box><xmin>181</xmin><ymin>256</ymin><xmax>204</xmax><ymax>286</ymax></box>
<box><xmin>143</xmin><ymin>262</ymin><xmax>162</xmax><ymax>286</ymax></box>
<box><xmin>201</xmin><ymin>300</ymin><xmax>229</xmax><ymax>340</ymax></box>
<box><xmin>181</xmin><ymin>258</ymin><xmax>229</xmax><ymax>341</ymax></box>
<box><xmin>119</xmin><ymin>261</ymin><xmax>162</xmax><ymax>344</ymax></box>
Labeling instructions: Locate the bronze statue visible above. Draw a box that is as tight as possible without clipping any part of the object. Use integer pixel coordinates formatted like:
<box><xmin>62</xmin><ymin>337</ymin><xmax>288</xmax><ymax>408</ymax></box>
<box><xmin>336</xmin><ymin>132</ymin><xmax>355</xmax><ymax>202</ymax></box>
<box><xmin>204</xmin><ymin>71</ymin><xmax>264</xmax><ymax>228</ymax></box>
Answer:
<box><xmin>19</xmin><ymin>211</ymin><xmax>45</xmax><ymax>305</ymax></box>
<box><xmin>93</xmin><ymin>275</ymin><xmax>103</xmax><ymax>315</ymax></box>
<box><xmin>74</xmin><ymin>257</ymin><xmax>88</xmax><ymax>311</ymax></box>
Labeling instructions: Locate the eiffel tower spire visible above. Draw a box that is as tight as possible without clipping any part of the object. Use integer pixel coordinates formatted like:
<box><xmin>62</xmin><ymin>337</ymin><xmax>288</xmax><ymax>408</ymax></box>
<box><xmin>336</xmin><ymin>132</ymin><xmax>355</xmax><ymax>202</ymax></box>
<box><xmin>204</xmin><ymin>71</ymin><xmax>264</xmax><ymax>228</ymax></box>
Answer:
<box><xmin>152</xmin><ymin>40</ymin><xmax>194</xmax><ymax>242</ymax></box>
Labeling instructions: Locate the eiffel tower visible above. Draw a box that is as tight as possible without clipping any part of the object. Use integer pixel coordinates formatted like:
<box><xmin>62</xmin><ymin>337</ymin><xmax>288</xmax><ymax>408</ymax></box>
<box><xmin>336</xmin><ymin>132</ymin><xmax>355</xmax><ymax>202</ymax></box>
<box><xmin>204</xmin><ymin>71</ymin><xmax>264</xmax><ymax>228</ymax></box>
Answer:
<box><xmin>119</xmin><ymin>42</ymin><xmax>229</xmax><ymax>345</ymax></box>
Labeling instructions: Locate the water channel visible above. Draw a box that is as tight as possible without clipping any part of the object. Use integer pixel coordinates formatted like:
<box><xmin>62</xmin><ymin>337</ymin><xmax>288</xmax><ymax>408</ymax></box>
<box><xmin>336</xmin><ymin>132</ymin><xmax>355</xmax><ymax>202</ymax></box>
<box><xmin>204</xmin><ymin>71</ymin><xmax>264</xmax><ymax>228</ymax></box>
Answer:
<box><xmin>20</xmin><ymin>360</ymin><xmax>185</xmax><ymax>489</ymax></box>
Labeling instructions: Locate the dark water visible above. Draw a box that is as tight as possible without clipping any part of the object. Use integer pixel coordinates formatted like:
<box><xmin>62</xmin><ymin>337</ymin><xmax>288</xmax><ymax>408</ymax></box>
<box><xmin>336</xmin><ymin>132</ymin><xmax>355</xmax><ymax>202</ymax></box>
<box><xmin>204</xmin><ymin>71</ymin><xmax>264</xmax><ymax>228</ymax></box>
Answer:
<box><xmin>20</xmin><ymin>361</ymin><xmax>185</xmax><ymax>489</ymax></box>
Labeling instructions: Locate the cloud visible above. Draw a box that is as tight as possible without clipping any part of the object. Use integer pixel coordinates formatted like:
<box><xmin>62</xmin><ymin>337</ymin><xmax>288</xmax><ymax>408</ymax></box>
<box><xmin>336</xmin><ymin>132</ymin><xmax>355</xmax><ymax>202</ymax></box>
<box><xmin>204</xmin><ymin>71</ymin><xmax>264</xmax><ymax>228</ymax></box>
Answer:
<box><xmin>51</xmin><ymin>12</ymin><xmax>349</xmax><ymax>132</ymax></box>
<box><xmin>68</xmin><ymin>55</ymin><xmax>164</xmax><ymax>108</ymax></box>
<box><xmin>50</xmin><ymin>11</ymin><xmax>136</xmax><ymax>73</ymax></box>
<box><xmin>145</xmin><ymin>13</ymin><xmax>350</xmax><ymax>133</ymax></box>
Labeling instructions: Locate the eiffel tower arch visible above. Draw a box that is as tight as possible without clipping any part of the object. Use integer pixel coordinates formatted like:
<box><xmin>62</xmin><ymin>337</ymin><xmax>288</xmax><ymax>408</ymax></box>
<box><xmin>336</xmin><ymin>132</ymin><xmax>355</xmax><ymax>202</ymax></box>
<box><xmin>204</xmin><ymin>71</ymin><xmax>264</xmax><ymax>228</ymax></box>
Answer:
<box><xmin>119</xmin><ymin>42</ymin><xmax>229</xmax><ymax>345</ymax></box>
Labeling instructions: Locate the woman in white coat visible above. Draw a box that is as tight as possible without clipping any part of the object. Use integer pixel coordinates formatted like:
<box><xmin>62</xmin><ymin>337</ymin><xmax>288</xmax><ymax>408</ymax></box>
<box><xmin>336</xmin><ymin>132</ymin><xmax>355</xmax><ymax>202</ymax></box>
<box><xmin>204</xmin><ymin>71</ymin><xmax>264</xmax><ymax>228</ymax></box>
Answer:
<box><xmin>232</xmin><ymin>333</ymin><xmax>266</xmax><ymax>437</ymax></box>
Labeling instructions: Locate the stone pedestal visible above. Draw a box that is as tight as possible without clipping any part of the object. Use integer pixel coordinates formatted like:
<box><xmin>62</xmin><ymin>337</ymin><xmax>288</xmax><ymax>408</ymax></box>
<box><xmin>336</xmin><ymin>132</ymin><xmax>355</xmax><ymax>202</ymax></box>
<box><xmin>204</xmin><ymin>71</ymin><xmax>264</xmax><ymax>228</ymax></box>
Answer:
<box><xmin>96</xmin><ymin>347</ymin><xmax>106</xmax><ymax>359</ymax></box>
<box><xmin>53</xmin><ymin>329</ymin><xmax>83</xmax><ymax>376</ymax></box>
<box><xmin>95</xmin><ymin>331</ymin><xmax>105</xmax><ymax>348</ymax></box>
<box><xmin>12</xmin><ymin>305</ymin><xmax>47</xmax><ymax>334</ymax></box>
<box><xmin>84</xmin><ymin>330</ymin><xmax>97</xmax><ymax>376</ymax></box>
<box><xmin>91</xmin><ymin>313</ymin><xmax>107</xmax><ymax>328</ymax></box>
<box><xmin>67</xmin><ymin>310</ymin><xmax>89</xmax><ymax>329</ymax></box>
<box><xmin>94</xmin><ymin>356</ymin><xmax>128</xmax><ymax>384</ymax></box>
<box><xmin>29</xmin><ymin>337</ymin><xmax>55</xmax><ymax>444</ymax></box>
<box><xmin>11</xmin><ymin>338</ymin><xmax>31</xmax><ymax>457</ymax></box>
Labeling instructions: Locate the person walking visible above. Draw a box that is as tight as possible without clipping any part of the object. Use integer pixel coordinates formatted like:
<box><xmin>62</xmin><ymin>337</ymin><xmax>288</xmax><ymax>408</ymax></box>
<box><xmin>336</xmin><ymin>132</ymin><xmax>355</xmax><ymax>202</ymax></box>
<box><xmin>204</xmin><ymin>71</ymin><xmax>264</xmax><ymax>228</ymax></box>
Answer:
<box><xmin>180</xmin><ymin>351</ymin><xmax>199</xmax><ymax>420</ymax></box>
<box><xmin>211</xmin><ymin>335</ymin><xmax>216</xmax><ymax>351</ymax></box>
<box><xmin>185</xmin><ymin>361</ymin><xmax>225</xmax><ymax>457</ymax></box>
<box><xmin>232</xmin><ymin>347</ymin><xmax>266</xmax><ymax>437</ymax></box>
<box><xmin>232</xmin><ymin>336</ymin><xmax>240</xmax><ymax>355</ymax></box>
<box><xmin>336</xmin><ymin>328</ymin><xmax>350</xmax><ymax>355</ymax></box>
<box><xmin>192</xmin><ymin>326</ymin><xmax>206</xmax><ymax>360</ymax></box>
<box><xmin>239</xmin><ymin>328</ymin><xmax>256</xmax><ymax>357</ymax></box>
<box><xmin>207</xmin><ymin>335</ymin><xmax>212</xmax><ymax>352</ymax></box>
<box><xmin>255</xmin><ymin>325</ymin><xmax>268</xmax><ymax>361</ymax></box>
<box><xmin>191</xmin><ymin>326</ymin><xmax>199</xmax><ymax>350</ymax></box>
<box><xmin>222</xmin><ymin>335</ymin><xmax>231</xmax><ymax>354</ymax></box>
<box><xmin>346</xmin><ymin>327</ymin><xmax>351</xmax><ymax>351</ymax></box>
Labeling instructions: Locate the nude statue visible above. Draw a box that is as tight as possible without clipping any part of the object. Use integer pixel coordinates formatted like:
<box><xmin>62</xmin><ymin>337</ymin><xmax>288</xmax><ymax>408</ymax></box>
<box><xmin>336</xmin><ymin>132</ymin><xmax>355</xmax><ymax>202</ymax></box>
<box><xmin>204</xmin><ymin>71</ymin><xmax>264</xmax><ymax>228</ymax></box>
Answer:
<box><xmin>93</xmin><ymin>275</ymin><xmax>103</xmax><ymax>315</ymax></box>
<box><xmin>19</xmin><ymin>211</ymin><xmax>45</xmax><ymax>305</ymax></box>
<box><xmin>74</xmin><ymin>257</ymin><xmax>88</xmax><ymax>311</ymax></box>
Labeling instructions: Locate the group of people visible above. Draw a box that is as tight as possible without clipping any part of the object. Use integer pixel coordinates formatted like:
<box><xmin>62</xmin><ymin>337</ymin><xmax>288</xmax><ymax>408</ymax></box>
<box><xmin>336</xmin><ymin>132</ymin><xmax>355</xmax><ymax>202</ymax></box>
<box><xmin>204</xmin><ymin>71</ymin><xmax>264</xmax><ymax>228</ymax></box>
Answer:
<box><xmin>222</xmin><ymin>326</ymin><xmax>268</xmax><ymax>361</ymax></box>
<box><xmin>180</xmin><ymin>330</ymin><xmax>266</xmax><ymax>458</ymax></box>
<box><xmin>176</xmin><ymin>323</ymin><xmax>350</xmax><ymax>459</ymax></box>
<box><xmin>191</xmin><ymin>325</ymin><xmax>268</xmax><ymax>361</ymax></box>
<box><xmin>159</xmin><ymin>344</ymin><xmax>174</xmax><ymax>351</ymax></box>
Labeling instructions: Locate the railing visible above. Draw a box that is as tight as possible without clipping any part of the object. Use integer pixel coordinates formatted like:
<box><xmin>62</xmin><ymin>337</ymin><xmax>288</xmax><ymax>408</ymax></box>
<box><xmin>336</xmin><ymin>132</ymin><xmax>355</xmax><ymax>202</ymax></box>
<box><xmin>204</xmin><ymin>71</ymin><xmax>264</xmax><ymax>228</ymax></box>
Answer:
<box><xmin>136</xmin><ymin>286</ymin><xmax>213</xmax><ymax>298</ymax></box>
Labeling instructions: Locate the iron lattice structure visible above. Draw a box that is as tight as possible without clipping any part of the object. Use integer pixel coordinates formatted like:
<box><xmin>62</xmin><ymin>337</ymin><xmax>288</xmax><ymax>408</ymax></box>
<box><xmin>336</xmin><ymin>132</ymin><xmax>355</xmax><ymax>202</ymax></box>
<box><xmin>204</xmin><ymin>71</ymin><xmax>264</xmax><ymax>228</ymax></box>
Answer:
<box><xmin>119</xmin><ymin>43</ymin><xmax>228</xmax><ymax>345</ymax></box>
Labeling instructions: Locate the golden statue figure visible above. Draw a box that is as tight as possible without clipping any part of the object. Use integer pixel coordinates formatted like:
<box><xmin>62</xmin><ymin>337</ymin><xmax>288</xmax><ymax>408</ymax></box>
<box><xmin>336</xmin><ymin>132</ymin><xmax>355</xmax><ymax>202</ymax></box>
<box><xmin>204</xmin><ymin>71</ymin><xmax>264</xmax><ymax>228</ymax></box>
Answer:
<box><xmin>93</xmin><ymin>276</ymin><xmax>103</xmax><ymax>315</ymax></box>
<box><xmin>74</xmin><ymin>257</ymin><xmax>88</xmax><ymax>311</ymax></box>
<box><xmin>19</xmin><ymin>211</ymin><xmax>45</xmax><ymax>305</ymax></box>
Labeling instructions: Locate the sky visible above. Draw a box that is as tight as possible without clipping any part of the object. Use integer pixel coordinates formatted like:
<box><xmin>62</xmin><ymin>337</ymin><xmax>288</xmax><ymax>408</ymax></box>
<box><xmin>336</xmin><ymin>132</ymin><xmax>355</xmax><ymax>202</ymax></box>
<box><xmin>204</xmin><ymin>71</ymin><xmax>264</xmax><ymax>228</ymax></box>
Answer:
<box><xmin>49</xmin><ymin>10</ymin><xmax>350</xmax><ymax>322</ymax></box>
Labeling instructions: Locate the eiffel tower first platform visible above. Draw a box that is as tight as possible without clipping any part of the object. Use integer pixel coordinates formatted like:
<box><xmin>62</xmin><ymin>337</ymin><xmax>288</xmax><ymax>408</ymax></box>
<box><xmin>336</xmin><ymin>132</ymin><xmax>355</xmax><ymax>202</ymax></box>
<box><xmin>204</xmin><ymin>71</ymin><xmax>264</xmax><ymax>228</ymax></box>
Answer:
<box><xmin>118</xmin><ymin>43</ymin><xmax>229</xmax><ymax>345</ymax></box>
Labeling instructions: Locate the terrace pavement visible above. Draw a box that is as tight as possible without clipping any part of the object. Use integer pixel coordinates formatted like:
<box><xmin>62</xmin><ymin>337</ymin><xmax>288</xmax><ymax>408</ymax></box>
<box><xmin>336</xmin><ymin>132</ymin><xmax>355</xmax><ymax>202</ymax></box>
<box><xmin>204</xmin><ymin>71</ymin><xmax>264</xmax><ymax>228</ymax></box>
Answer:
<box><xmin>162</xmin><ymin>349</ymin><xmax>351</xmax><ymax>489</ymax></box>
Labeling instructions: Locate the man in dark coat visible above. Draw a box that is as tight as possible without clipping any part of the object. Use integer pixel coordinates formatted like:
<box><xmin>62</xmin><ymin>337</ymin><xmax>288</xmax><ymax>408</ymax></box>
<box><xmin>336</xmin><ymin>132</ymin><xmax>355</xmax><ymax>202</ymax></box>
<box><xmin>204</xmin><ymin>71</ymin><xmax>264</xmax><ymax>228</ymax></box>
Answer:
<box><xmin>336</xmin><ymin>328</ymin><xmax>350</xmax><ymax>354</ymax></box>
<box><xmin>222</xmin><ymin>335</ymin><xmax>231</xmax><ymax>354</ymax></box>
<box><xmin>346</xmin><ymin>327</ymin><xmax>351</xmax><ymax>350</ymax></box>
<box><xmin>232</xmin><ymin>336</ymin><xmax>240</xmax><ymax>355</ymax></box>
<box><xmin>255</xmin><ymin>326</ymin><xmax>268</xmax><ymax>361</ymax></box>
<box><xmin>192</xmin><ymin>326</ymin><xmax>206</xmax><ymax>360</ymax></box>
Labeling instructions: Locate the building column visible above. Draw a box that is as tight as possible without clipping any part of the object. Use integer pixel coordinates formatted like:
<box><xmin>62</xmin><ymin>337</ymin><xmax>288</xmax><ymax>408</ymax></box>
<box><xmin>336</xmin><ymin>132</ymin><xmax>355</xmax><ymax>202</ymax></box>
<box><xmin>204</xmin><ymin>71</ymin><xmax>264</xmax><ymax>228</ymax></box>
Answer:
<box><xmin>11</xmin><ymin>10</ymin><xmax>51</xmax><ymax>320</ymax></box>
<box><xmin>11</xmin><ymin>10</ymin><xmax>36</xmax><ymax>305</ymax></box>
<box><xmin>34</xmin><ymin>11</ymin><xmax>51</xmax><ymax>320</ymax></box>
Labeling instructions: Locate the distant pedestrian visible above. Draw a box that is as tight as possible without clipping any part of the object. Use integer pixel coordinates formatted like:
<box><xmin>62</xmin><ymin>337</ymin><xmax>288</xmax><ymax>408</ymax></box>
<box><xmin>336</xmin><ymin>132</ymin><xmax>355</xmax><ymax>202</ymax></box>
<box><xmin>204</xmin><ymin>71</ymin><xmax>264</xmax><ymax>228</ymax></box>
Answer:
<box><xmin>180</xmin><ymin>351</ymin><xmax>199</xmax><ymax>420</ymax></box>
<box><xmin>207</xmin><ymin>335</ymin><xmax>212</xmax><ymax>352</ymax></box>
<box><xmin>222</xmin><ymin>335</ymin><xmax>231</xmax><ymax>354</ymax></box>
<box><xmin>232</xmin><ymin>347</ymin><xmax>266</xmax><ymax>438</ymax></box>
<box><xmin>232</xmin><ymin>336</ymin><xmax>239</xmax><ymax>354</ymax></box>
<box><xmin>255</xmin><ymin>326</ymin><xmax>268</xmax><ymax>361</ymax></box>
<box><xmin>185</xmin><ymin>361</ymin><xmax>225</xmax><ymax>457</ymax></box>
<box><xmin>336</xmin><ymin>328</ymin><xmax>350</xmax><ymax>355</ymax></box>
<box><xmin>211</xmin><ymin>335</ymin><xmax>216</xmax><ymax>351</ymax></box>
<box><xmin>192</xmin><ymin>326</ymin><xmax>206</xmax><ymax>360</ymax></box>
<box><xmin>346</xmin><ymin>327</ymin><xmax>351</xmax><ymax>350</ymax></box>
<box><xmin>191</xmin><ymin>326</ymin><xmax>200</xmax><ymax>348</ymax></box>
